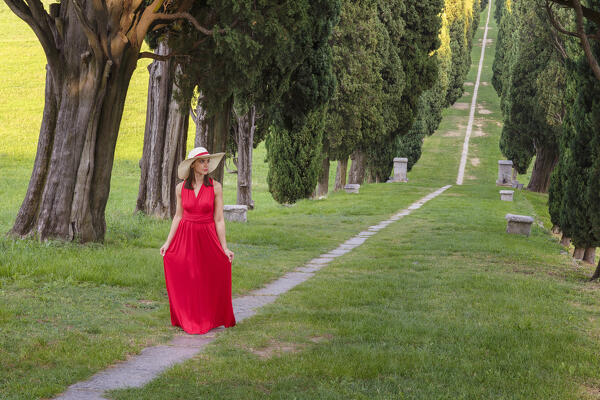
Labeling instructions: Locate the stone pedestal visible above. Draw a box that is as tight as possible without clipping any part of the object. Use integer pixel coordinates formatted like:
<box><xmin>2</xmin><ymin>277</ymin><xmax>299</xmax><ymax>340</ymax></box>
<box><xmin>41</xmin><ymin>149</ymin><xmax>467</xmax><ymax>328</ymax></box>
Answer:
<box><xmin>496</xmin><ymin>160</ymin><xmax>513</xmax><ymax>186</ymax></box>
<box><xmin>500</xmin><ymin>190</ymin><xmax>514</xmax><ymax>201</ymax></box>
<box><xmin>224</xmin><ymin>205</ymin><xmax>248</xmax><ymax>222</ymax></box>
<box><xmin>505</xmin><ymin>214</ymin><xmax>534</xmax><ymax>236</ymax></box>
<box><xmin>390</xmin><ymin>157</ymin><xmax>408</xmax><ymax>182</ymax></box>
<box><xmin>344</xmin><ymin>184</ymin><xmax>360</xmax><ymax>194</ymax></box>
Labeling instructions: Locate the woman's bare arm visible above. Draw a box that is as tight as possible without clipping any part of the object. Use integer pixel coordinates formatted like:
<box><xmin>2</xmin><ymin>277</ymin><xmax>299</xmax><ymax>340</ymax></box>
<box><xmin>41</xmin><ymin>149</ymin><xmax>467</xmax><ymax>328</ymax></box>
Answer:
<box><xmin>213</xmin><ymin>181</ymin><xmax>234</xmax><ymax>262</ymax></box>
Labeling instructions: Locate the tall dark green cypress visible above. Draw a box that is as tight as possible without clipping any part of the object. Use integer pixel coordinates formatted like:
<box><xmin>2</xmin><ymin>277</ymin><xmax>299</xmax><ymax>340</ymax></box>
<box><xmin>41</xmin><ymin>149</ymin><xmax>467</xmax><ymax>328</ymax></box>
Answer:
<box><xmin>266</xmin><ymin>0</ymin><xmax>340</xmax><ymax>204</ymax></box>
<box><xmin>550</xmin><ymin>40</ymin><xmax>600</xmax><ymax>277</ymax></box>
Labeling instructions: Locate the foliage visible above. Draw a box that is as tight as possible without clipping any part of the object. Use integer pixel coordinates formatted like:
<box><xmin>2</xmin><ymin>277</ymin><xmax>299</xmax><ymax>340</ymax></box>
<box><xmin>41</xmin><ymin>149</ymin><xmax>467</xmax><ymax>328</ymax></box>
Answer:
<box><xmin>265</xmin><ymin>0</ymin><xmax>340</xmax><ymax>203</ymax></box>
<box><xmin>396</xmin><ymin>0</ymin><xmax>480</xmax><ymax>172</ymax></box>
<box><xmin>492</xmin><ymin>0</ymin><xmax>572</xmax><ymax>175</ymax></box>
<box><xmin>549</xmin><ymin>41</ymin><xmax>600</xmax><ymax>248</ymax></box>
<box><xmin>366</xmin><ymin>0</ymin><xmax>444</xmax><ymax>181</ymax></box>
<box><xmin>324</xmin><ymin>0</ymin><xmax>385</xmax><ymax>162</ymax></box>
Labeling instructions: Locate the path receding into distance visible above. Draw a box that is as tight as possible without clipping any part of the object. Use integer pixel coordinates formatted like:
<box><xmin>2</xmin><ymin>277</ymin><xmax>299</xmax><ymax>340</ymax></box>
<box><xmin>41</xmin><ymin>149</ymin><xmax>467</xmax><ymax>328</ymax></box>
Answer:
<box><xmin>53</xmin><ymin>2</ymin><xmax>492</xmax><ymax>399</ymax></box>
<box><xmin>456</xmin><ymin>0</ymin><xmax>493</xmax><ymax>185</ymax></box>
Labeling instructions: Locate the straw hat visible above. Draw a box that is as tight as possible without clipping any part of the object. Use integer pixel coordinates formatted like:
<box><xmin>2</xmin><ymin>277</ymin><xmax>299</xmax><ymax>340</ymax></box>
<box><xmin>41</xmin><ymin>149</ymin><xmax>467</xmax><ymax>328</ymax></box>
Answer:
<box><xmin>177</xmin><ymin>147</ymin><xmax>225</xmax><ymax>180</ymax></box>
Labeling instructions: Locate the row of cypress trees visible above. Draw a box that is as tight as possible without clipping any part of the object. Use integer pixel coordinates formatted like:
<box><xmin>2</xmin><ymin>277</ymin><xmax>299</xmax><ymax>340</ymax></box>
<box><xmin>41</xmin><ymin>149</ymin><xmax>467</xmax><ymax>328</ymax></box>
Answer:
<box><xmin>492</xmin><ymin>0</ymin><xmax>600</xmax><ymax>277</ymax></box>
<box><xmin>397</xmin><ymin>0</ymin><xmax>483</xmax><ymax>172</ymax></box>
<box><xmin>269</xmin><ymin>0</ymin><xmax>486</xmax><ymax>203</ymax></box>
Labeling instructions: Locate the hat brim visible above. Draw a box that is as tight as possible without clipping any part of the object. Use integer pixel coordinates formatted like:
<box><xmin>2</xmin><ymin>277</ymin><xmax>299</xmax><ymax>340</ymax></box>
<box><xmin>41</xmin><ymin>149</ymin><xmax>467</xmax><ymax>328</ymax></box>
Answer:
<box><xmin>177</xmin><ymin>152</ymin><xmax>225</xmax><ymax>180</ymax></box>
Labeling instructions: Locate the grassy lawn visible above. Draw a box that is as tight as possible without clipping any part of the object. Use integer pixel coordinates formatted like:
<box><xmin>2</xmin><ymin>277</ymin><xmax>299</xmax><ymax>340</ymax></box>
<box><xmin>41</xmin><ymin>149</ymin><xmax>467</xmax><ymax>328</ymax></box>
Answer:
<box><xmin>1</xmin><ymin>3</ymin><xmax>600</xmax><ymax>400</ymax></box>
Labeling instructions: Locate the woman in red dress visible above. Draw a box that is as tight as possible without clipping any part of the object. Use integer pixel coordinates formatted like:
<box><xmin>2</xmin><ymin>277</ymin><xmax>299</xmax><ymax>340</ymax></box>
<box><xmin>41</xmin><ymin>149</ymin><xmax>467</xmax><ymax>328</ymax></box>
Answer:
<box><xmin>160</xmin><ymin>147</ymin><xmax>236</xmax><ymax>334</ymax></box>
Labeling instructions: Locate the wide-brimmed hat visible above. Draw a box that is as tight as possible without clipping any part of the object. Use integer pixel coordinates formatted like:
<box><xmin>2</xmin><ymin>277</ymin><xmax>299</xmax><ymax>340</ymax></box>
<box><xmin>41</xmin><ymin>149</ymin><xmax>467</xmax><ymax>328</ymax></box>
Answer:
<box><xmin>177</xmin><ymin>147</ymin><xmax>225</xmax><ymax>180</ymax></box>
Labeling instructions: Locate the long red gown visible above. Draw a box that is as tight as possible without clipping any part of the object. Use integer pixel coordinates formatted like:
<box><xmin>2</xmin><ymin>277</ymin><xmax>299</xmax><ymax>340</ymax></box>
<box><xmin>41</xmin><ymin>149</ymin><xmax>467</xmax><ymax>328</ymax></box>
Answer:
<box><xmin>163</xmin><ymin>178</ymin><xmax>236</xmax><ymax>334</ymax></box>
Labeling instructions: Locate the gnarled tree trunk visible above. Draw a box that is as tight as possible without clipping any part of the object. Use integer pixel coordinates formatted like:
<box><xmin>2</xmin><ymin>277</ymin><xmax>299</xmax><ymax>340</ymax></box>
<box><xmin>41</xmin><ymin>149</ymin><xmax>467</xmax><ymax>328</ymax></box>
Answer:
<box><xmin>335</xmin><ymin>158</ymin><xmax>348</xmax><ymax>191</ymax></box>
<box><xmin>348</xmin><ymin>150</ymin><xmax>366</xmax><ymax>185</ymax></box>
<box><xmin>527</xmin><ymin>142</ymin><xmax>559</xmax><ymax>193</ymax></box>
<box><xmin>573</xmin><ymin>247</ymin><xmax>585</xmax><ymax>260</ymax></box>
<box><xmin>6</xmin><ymin>0</ymin><xmax>207</xmax><ymax>242</ymax></box>
<box><xmin>234</xmin><ymin>106</ymin><xmax>256</xmax><ymax>209</ymax></box>
<box><xmin>136</xmin><ymin>41</ymin><xmax>189</xmax><ymax>219</ymax></box>
<box><xmin>560</xmin><ymin>234</ymin><xmax>571</xmax><ymax>247</ymax></box>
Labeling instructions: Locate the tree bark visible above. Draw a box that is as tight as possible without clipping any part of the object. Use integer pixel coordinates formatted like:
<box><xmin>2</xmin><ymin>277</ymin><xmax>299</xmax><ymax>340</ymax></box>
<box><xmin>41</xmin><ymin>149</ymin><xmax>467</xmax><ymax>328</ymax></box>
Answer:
<box><xmin>316</xmin><ymin>156</ymin><xmax>330</xmax><ymax>197</ymax></box>
<box><xmin>192</xmin><ymin>93</ymin><xmax>208</xmax><ymax>148</ymax></box>
<box><xmin>348</xmin><ymin>150</ymin><xmax>366</xmax><ymax>185</ymax></box>
<box><xmin>573</xmin><ymin>247</ymin><xmax>585</xmax><ymax>260</ymax></box>
<box><xmin>583</xmin><ymin>247</ymin><xmax>596</xmax><ymax>265</ymax></box>
<box><xmin>591</xmin><ymin>260</ymin><xmax>600</xmax><ymax>281</ymax></box>
<box><xmin>6</xmin><ymin>0</ymin><xmax>208</xmax><ymax>242</ymax></box>
<box><xmin>335</xmin><ymin>158</ymin><xmax>348</xmax><ymax>191</ymax></box>
<box><xmin>551</xmin><ymin>225</ymin><xmax>561</xmax><ymax>234</ymax></box>
<box><xmin>234</xmin><ymin>106</ymin><xmax>256</xmax><ymax>209</ymax></box>
<box><xmin>526</xmin><ymin>142</ymin><xmax>559</xmax><ymax>193</ymax></box>
<box><xmin>136</xmin><ymin>41</ymin><xmax>189</xmax><ymax>219</ymax></box>
<box><xmin>560</xmin><ymin>234</ymin><xmax>571</xmax><ymax>247</ymax></box>
<box><xmin>204</xmin><ymin>96</ymin><xmax>233</xmax><ymax>183</ymax></box>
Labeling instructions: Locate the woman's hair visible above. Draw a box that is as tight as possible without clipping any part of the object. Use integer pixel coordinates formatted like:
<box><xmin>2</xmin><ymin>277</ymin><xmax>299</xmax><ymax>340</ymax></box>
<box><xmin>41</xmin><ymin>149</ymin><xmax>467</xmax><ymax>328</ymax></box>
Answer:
<box><xmin>183</xmin><ymin>171</ymin><xmax>212</xmax><ymax>190</ymax></box>
<box><xmin>184</xmin><ymin>165</ymin><xmax>213</xmax><ymax>190</ymax></box>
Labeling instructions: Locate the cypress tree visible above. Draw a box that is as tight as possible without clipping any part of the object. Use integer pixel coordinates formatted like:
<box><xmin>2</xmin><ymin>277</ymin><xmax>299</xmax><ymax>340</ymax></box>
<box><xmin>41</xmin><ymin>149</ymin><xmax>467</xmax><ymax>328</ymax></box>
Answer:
<box><xmin>550</xmin><ymin>40</ymin><xmax>600</xmax><ymax>278</ymax></box>
<box><xmin>265</xmin><ymin>0</ymin><xmax>340</xmax><ymax>204</ymax></box>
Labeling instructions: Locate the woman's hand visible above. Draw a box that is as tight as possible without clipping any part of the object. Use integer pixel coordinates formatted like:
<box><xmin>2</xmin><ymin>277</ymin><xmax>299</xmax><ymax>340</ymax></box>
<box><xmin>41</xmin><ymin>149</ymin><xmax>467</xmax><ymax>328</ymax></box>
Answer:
<box><xmin>160</xmin><ymin>242</ymin><xmax>169</xmax><ymax>257</ymax></box>
<box><xmin>224</xmin><ymin>248</ymin><xmax>234</xmax><ymax>263</ymax></box>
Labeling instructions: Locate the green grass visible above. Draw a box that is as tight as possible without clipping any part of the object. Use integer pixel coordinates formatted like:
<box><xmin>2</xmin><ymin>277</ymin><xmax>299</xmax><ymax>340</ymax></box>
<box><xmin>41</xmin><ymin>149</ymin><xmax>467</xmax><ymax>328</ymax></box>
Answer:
<box><xmin>1</xmin><ymin>3</ymin><xmax>600</xmax><ymax>400</ymax></box>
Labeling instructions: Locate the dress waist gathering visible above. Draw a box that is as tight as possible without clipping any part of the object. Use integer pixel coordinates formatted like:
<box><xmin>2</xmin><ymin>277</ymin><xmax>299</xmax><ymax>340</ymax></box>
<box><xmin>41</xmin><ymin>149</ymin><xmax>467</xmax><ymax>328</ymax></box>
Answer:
<box><xmin>182</xmin><ymin>213</ymin><xmax>214</xmax><ymax>224</ymax></box>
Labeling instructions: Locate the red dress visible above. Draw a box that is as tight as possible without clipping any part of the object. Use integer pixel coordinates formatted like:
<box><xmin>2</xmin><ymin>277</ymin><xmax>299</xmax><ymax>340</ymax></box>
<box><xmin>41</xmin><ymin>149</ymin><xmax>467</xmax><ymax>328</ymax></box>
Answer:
<box><xmin>163</xmin><ymin>178</ymin><xmax>236</xmax><ymax>334</ymax></box>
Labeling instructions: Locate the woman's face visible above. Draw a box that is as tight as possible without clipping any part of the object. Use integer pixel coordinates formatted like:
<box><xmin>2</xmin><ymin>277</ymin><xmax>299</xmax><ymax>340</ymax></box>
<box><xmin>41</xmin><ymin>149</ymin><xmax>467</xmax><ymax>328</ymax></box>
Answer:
<box><xmin>192</xmin><ymin>158</ymin><xmax>210</xmax><ymax>175</ymax></box>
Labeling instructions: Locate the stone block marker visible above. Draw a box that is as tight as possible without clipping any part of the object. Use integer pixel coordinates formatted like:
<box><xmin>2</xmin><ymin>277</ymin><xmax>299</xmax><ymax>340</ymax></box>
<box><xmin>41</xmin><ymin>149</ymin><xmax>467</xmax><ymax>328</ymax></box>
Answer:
<box><xmin>344</xmin><ymin>184</ymin><xmax>360</xmax><ymax>194</ymax></box>
<box><xmin>223</xmin><ymin>205</ymin><xmax>248</xmax><ymax>222</ymax></box>
<box><xmin>496</xmin><ymin>160</ymin><xmax>513</xmax><ymax>186</ymax></box>
<box><xmin>499</xmin><ymin>190</ymin><xmax>514</xmax><ymax>201</ymax></box>
<box><xmin>505</xmin><ymin>213</ymin><xmax>534</xmax><ymax>236</ymax></box>
<box><xmin>391</xmin><ymin>157</ymin><xmax>408</xmax><ymax>182</ymax></box>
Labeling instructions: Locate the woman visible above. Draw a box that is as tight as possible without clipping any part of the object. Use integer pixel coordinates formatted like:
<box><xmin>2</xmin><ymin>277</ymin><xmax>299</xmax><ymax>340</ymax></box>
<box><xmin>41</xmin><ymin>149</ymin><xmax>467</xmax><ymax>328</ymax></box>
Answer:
<box><xmin>160</xmin><ymin>147</ymin><xmax>236</xmax><ymax>334</ymax></box>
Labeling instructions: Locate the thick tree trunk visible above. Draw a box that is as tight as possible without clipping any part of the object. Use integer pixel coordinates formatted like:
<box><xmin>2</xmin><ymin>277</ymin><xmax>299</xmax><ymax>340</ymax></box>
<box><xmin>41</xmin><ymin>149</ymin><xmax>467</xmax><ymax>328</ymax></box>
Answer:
<box><xmin>527</xmin><ymin>142</ymin><xmax>559</xmax><ymax>193</ymax></box>
<box><xmin>335</xmin><ymin>158</ymin><xmax>348</xmax><ymax>191</ymax></box>
<box><xmin>560</xmin><ymin>234</ymin><xmax>571</xmax><ymax>247</ymax></box>
<box><xmin>235</xmin><ymin>106</ymin><xmax>255</xmax><ymax>209</ymax></box>
<box><xmin>583</xmin><ymin>247</ymin><xmax>597</xmax><ymax>265</ymax></box>
<box><xmin>11</xmin><ymin>30</ymin><xmax>139</xmax><ymax>241</ymax></box>
<box><xmin>204</xmin><ymin>97</ymin><xmax>233</xmax><ymax>183</ymax></box>
<box><xmin>6</xmin><ymin>0</ymin><xmax>204</xmax><ymax>242</ymax></box>
<box><xmin>316</xmin><ymin>156</ymin><xmax>330</xmax><ymax>197</ymax></box>
<box><xmin>136</xmin><ymin>41</ymin><xmax>189</xmax><ymax>219</ymax></box>
<box><xmin>348</xmin><ymin>150</ymin><xmax>366</xmax><ymax>185</ymax></box>
<box><xmin>591</xmin><ymin>260</ymin><xmax>600</xmax><ymax>281</ymax></box>
<box><xmin>573</xmin><ymin>247</ymin><xmax>585</xmax><ymax>260</ymax></box>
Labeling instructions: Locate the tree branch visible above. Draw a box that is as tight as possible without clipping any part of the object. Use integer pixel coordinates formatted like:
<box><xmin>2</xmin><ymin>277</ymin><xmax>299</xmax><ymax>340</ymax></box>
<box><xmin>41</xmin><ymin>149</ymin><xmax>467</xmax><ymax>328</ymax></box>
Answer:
<box><xmin>5</xmin><ymin>0</ymin><xmax>59</xmax><ymax>69</ymax></box>
<box><xmin>138</xmin><ymin>50</ymin><xmax>191</xmax><ymax>61</ymax></box>
<box><xmin>572</xmin><ymin>0</ymin><xmax>600</xmax><ymax>81</ymax></box>
<box><xmin>548</xmin><ymin>0</ymin><xmax>600</xmax><ymax>26</ymax></box>
<box><xmin>72</xmin><ymin>0</ymin><xmax>104</xmax><ymax>61</ymax></box>
<box><xmin>545</xmin><ymin>1</ymin><xmax>581</xmax><ymax>39</ymax></box>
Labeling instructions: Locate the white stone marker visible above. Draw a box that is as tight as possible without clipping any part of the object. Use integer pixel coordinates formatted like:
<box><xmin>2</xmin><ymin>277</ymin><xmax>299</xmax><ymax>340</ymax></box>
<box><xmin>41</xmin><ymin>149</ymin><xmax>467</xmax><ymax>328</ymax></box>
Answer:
<box><xmin>391</xmin><ymin>157</ymin><xmax>409</xmax><ymax>182</ymax></box>
<box><xmin>496</xmin><ymin>160</ymin><xmax>513</xmax><ymax>186</ymax></box>
<box><xmin>499</xmin><ymin>190</ymin><xmax>514</xmax><ymax>201</ymax></box>
<box><xmin>223</xmin><ymin>205</ymin><xmax>248</xmax><ymax>222</ymax></box>
<box><xmin>344</xmin><ymin>184</ymin><xmax>360</xmax><ymax>194</ymax></box>
<box><xmin>505</xmin><ymin>214</ymin><xmax>534</xmax><ymax>236</ymax></box>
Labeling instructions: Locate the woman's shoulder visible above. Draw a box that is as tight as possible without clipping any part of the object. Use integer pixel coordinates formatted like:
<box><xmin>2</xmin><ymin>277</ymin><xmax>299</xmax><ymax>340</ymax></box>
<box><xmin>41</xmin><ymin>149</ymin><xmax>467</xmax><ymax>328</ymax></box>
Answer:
<box><xmin>176</xmin><ymin>181</ymin><xmax>184</xmax><ymax>194</ymax></box>
<box><xmin>211</xmin><ymin>179</ymin><xmax>222</xmax><ymax>192</ymax></box>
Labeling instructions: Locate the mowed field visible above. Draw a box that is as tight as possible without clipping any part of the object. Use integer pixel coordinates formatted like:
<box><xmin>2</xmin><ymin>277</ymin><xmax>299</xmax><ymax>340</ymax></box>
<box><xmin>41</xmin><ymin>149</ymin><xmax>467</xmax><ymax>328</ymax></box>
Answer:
<box><xmin>1</xmin><ymin>3</ymin><xmax>600</xmax><ymax>400</ymax></box>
